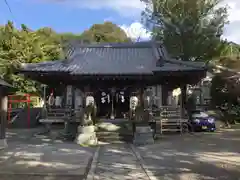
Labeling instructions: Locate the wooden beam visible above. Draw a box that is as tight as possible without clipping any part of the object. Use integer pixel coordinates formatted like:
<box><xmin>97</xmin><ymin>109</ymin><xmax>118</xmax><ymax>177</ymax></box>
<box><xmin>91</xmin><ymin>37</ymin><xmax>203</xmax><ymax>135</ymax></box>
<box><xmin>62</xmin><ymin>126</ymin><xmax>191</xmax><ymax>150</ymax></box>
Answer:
<box><xmin>180</xmin><ymin>85</ymin><xmax>187</xmax><ymax>118</ymax></box>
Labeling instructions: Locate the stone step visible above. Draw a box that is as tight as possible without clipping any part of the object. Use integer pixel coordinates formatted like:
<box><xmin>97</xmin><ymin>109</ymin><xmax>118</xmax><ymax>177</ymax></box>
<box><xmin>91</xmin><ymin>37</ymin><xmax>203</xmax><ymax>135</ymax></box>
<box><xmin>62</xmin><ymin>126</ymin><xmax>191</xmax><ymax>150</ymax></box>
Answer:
<box><xmin>96</xmin><ymin>121</ymin><xmax>133</xmax><ymax>133</ymax></box>
<box><xmin>96</xmin><ymin>131</ymin><xmax>133</xmax><ymax>136</ymax></box>
<box><xmin>96</xmin><ymin>132</ymin><xmax>133</xmax><ymax>143</ymax></box>
<box><xmin>96</xmin><ymin>132</ymin><xmax>133</xmax><ymax>138</ymax></box>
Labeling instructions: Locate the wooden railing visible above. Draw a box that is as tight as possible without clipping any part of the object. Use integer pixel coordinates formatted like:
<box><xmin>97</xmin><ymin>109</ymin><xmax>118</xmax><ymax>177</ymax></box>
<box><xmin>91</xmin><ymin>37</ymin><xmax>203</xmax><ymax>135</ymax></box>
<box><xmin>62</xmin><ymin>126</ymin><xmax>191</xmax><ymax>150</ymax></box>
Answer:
<box><xmin>153</xmin><ymin>106</ymin><xmax>188</xmax><ymax>134</ymax></box>
<box><xmin>40</xmin><ymin>108</ymin><xmax>75</xmax><ymax>123</ymax></box>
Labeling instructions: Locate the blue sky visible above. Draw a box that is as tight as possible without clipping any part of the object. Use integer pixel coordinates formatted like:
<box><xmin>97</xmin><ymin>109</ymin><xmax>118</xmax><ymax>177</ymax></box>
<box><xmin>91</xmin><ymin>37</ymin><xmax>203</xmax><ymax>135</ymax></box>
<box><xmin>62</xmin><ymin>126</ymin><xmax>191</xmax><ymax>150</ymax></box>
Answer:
<box><xmin>0</xmin><ymin>0</ymin><xmax>134</xmax><ymax>33</ymax></box>
<box><xmin>1</xmin><ymin>0</ymin><xmax>240</xmax><ymax>43</ymax></box>
<box><xmin>0</xmin><ymin>0</ymin><xmax>149</xmax><ymax>39</ymax></box>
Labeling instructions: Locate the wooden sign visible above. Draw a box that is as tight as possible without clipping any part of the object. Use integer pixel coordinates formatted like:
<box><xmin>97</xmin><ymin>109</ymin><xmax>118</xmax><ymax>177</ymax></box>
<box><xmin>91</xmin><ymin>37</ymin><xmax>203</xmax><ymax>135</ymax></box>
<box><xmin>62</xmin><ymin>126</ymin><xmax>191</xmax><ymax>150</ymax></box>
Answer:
<box><xmin>66</xmin><ymin>85</ymin><xmax>73</xmax><ymax>106</ymax></box>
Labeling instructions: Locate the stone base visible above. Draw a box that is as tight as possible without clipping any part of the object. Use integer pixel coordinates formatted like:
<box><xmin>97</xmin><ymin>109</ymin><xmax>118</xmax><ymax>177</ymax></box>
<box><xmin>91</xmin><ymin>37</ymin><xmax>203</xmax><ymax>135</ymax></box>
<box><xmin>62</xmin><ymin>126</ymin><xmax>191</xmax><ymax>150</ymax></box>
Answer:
<box><xmin>133</xmin><ymin>126</ymin><xmax>154</xmax><ymax>146</ymax></box>
<box><xmin>0</xmin><ymin>139</ymin><xmax>8</xmax><ymax>150</ymax></box>
<box><xmin>75</xmin><ymin>125</ymin><xmax>98</xmax><ymax>145</ymax></box>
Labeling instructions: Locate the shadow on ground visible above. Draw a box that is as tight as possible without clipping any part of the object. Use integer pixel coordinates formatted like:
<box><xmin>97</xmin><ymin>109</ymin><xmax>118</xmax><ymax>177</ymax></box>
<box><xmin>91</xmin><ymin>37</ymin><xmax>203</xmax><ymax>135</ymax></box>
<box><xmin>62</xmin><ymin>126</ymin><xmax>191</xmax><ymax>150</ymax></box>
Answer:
<box><xmin>89</xmin><ymin>126</ymin><xmax>240</xmax><ymax>180</ymax></box>
<box><xmin>136</xmin><ymin>126</ymin><xmax>240</xmax><ymax>180</ymax></box>
<box><xmin>0</xmin><ymin>127</ymin><xmax>96</xmax><ymax>180</ymax></box>
<box><xmin>1</xmin><ymin>125</ymin><xmax>240</xmax><ymax>180</ymax></box>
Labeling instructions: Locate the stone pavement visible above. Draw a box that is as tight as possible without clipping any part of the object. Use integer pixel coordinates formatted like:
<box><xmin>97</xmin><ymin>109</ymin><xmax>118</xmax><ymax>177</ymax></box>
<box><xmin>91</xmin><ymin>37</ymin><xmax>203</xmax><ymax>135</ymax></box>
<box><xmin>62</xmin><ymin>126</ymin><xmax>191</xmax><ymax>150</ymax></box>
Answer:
<box><xmin>87</xmin><ymin>144</ymin><xmax>150</xmax><ymax>180</ymax></box>
<box><xmin>0</xmin><ymin>128</ymin><xmax>96</xmax><ymax>180</ymax></box>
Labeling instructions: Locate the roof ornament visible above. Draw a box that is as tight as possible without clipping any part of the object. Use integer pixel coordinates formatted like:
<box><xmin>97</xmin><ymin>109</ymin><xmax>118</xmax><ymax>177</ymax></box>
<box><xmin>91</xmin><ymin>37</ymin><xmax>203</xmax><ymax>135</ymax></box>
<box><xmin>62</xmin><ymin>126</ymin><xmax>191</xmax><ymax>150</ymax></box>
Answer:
<box><xmin>63</xmin><ymin>39</ymin><xmax>89</xmax><ymax>59</ymax></box>
<box><xmin>152</xmin><ymin>42</ymin><xmax>165</xmax><ymax>67</ymax></box>
<box><xmin>156</xmin><ymin>57</ymin><xmax>164</xmax><ymax>67</ymax></box>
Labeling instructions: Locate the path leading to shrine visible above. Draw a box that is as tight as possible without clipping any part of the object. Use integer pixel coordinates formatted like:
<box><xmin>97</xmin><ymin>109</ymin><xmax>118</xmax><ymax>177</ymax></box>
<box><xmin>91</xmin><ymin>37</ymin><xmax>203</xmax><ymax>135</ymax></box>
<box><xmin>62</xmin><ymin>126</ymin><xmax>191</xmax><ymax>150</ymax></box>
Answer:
<box><xmin>86</xmin><ymin>144</ymin><xmax>151</xmax><ymax>180</ymax></box>
<box><xmin>87</xmin><ymin>127</ymin><xmax>240</xmax><ymax>180</ymax></box>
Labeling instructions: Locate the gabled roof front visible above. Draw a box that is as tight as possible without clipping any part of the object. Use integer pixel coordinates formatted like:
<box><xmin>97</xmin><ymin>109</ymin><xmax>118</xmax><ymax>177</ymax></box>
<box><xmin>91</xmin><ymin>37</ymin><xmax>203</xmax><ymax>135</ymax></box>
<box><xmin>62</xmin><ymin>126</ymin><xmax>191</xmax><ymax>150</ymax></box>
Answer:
<box><xmin>20</xmin><ymin>41</ymin><xmax>206</xmax><ymax>75</ymax></box>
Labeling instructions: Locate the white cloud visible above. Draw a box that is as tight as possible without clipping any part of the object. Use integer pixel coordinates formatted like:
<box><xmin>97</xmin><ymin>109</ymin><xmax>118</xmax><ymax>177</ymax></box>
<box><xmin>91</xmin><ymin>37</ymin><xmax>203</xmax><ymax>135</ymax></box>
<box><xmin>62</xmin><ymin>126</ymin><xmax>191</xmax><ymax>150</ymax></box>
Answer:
<box><xmin>120</xmin><ymin>22</ymin><xmax>151</xmax><ymax>40</ymax></box>
<box><xmin>43</xmin><ymin>0</ymin><xmax>145</xmax><ymax>17</ymax></box>
<box><xmin>119</xmin><ymin>0</ymin><xmax>240</xmax><ymax>44</ymax></box>
<box><xmin>39</xmin><ymin>0</ymin><xmax>240</xmax><ymax>43</ymax></box>
<box><xmin>81</xmin><ymin>0</ymin><xmax>145</xmax><ymax>16</ymax></box>
<box><xmin>104</xmin><ymin>17</ymin><xmax>115</xmax><ymax>22</ymax></box>
<box><xmin>222</xmin><ymin>0</ymin><xmax>240</xmax><ymax>43</ymax></box>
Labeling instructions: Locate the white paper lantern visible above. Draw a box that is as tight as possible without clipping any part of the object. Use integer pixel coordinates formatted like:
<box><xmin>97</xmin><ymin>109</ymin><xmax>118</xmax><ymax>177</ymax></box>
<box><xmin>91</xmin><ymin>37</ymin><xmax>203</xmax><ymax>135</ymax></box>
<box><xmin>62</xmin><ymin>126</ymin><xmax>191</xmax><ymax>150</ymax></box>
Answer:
<box><xmin>130</xmin><ymin>96</ymin><xmax>138</xmax><ymax>110</ymax></box>
<box><xmin>86</xmin><ymin>96</ymin><xmax>95</xmax><ymax>106</ymax></box>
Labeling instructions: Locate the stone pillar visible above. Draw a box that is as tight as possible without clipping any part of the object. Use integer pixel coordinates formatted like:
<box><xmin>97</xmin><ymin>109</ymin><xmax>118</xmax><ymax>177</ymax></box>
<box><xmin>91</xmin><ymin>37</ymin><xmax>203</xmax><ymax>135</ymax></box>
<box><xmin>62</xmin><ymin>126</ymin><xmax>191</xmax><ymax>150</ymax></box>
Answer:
<box><xmin>0</xmin><ymin>88</ymin><xmax>8</xmax><ymax>149</ymax></box>
<box><xmin>133</xmin><ymin>87</ymin><xmax>154</xmax><ymax>146</ymax></box>
<box><xmin>75</xmin><ymin>89</ymin><xmax>98</xmax><ymax>145</ymax></box>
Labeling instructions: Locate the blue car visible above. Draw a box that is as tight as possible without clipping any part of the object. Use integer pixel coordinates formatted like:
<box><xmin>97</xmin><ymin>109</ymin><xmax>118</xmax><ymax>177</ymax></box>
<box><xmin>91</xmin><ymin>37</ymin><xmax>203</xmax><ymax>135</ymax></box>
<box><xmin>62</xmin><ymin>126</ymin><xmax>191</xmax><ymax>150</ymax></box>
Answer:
<box><xmin>189</xmin><ymin>110</ymin><xmax>216</xmax><ymax>132</ymax></box>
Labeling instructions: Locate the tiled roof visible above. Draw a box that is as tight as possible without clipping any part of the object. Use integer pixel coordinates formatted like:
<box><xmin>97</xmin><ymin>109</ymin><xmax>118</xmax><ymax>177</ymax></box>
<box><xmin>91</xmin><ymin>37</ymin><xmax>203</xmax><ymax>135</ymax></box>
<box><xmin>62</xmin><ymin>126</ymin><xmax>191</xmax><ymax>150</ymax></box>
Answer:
<box><xmin>20</xmin><ymin>41</ymin><xmax>206</xmax><ymax>75</ymax></box>
<box><xmin>0</xmin><ymin>79</ymin><xmax>12</xmax><ymax>87</ymax></box>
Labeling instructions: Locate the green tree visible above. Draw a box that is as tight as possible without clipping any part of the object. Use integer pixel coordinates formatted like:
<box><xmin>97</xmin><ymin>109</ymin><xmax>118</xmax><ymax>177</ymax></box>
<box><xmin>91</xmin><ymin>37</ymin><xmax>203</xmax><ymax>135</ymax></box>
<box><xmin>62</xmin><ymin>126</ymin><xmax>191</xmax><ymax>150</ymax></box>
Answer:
<box><xmin>0</xmin><ymin>22</ymin><xmax>64</xmax><ymax>95</ymax></box>
<box><xmin>59</xmin><ymin>32</ymin><xmax>82</xmax><ymax>44</ymax></box>
<box><xmin>0</xmin><ymin>21</ymin><xmax>22</xmax><ymax>78</ymax></box>
<box><xmin>35</xmin><ymin>27</ymin><xmax>64</xmax><ymax>61</ymax></box>
<box><xmin>81</xmin><ymin>22</ymin><xmax>131</xmax><ymax>43</ymax></box>
<box><xmin>220</xmin><ymin>41</ymin><xmax>240</xmax><ymax>57</ymax></box>
<box><xmin>142</xmin><ymin>0</ymin><xmax>228</xmax><ymax>62</ymax></box>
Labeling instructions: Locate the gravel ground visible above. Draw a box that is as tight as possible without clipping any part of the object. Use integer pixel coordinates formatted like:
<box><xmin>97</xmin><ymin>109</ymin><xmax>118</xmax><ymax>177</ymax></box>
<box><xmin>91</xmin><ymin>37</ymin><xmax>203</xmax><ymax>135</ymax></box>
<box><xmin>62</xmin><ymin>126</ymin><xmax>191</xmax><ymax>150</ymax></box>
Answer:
<box><xmin>1</xmin><ymin>126</ymin><xmax>240</xmax><ymax>180</ymax></box>
<box><xmin>0</xmin><ymin>128</ymin><xmax>96</xmax><ymax>180</ymax></box>
<box><xmin>136</xmin><ymin>127</ymin><xmax>240</xmax><ymax>180</ymax></box>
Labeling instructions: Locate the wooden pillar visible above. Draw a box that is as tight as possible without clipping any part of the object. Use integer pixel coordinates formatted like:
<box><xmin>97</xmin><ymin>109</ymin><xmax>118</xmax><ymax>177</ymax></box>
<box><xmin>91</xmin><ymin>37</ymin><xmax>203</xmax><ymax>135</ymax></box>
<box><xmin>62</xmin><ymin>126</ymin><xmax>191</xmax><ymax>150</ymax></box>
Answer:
<box><xmin>110</xmin><ymin>88</ymin><xmax>116</xmax><ymax>119</ymax></box>
<box><xmin>74</xmin><ymin>88</ymin><xmax>83</xmax><ymax>122</ymax></box>
<box><xmin>42</xmin><ymin>84</ymin><xmax>47</xmax><ymax>118</ymax></box>
<box><xmin>157</xmin><ymin>85</ymin><xmax>162</xmax><ymax>107</ymax></box>
<box><xmin>66</xmin><ymin>85</ymin><xmax>73</xmax><ymax>108</ymax></box>
<box><xmin>139</xmin><ymin>86</ymin><xmax>145</xmax><ymax>108</ymax></box>
<box><xmin>180</xmin><ymin>84</ymin><xmax>187</xmax><ymax>118</ymax></box>
<box><xmin>162</xmin><ymin>85</ymin><xmax>168</xmax><ymax>106</ymax></box>
<box><xmin>0</xmin><ymin>88</ymin><xmax>8</xmax><ymax>148</ymax></box>
<box><xmin>80</xmin><ymin>87</ymin><xmax>87</xmax><ymax>126</ymax></box>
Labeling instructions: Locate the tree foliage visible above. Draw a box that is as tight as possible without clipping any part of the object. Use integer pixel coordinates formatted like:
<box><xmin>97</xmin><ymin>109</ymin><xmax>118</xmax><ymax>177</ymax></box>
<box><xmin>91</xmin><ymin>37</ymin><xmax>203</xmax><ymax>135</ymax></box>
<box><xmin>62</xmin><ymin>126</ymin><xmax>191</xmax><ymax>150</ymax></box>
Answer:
<box><xmin>210</xmin><ymin>72</ymin><xmax>240</xmax><ymax>124</ymax></box>
<box><xmin>142</xmin><ymin>0</ymin><xmax>228</xmax><ymax>62</ymax></box>
<box><xmin>0</xmin><ymin>21</ymin><xmax>130</xmax><ymax>95</ymax></box>
<box><xmin>220</xmin><ymin>41</ymin><xmax>240</xmax><ymax>57</ymax></box>
<box><xmin>0</xmin><ymin>21</ymin><xmax>64</xmax><ymax>95</ymax></box>
<box><xmin>81</xmin><ymin>22</ymin><xmax>131</xmax><ymax>43</ymax></box>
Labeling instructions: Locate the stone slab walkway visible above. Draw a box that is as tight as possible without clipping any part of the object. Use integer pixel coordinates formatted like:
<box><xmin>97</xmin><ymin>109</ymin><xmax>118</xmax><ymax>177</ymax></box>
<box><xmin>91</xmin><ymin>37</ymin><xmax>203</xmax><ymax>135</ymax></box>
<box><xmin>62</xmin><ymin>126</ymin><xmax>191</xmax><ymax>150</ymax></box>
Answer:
<box><xmin>88</xmin><ymin>144</ymin><xmax>150</xmax><ymax>180</ymax></box>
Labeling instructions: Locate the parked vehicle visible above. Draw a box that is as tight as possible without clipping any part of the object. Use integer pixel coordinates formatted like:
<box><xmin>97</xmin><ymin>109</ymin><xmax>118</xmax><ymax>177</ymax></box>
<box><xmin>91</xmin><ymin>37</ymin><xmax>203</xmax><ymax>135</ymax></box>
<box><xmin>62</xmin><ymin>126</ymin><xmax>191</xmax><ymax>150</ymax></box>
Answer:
<box><xmin>188</xmin><ymin>110</ymin><xmax>216</xmax><ymax>132</ymax></box>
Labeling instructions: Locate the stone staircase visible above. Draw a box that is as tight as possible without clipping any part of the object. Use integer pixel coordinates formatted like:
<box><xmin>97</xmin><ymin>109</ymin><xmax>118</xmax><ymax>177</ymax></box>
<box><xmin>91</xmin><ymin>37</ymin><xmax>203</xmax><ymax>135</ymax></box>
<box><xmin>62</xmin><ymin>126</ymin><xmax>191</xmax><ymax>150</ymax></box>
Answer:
<box><xmin>96</xmin><ymin>119</ymin><xmax>133</xmax><ymax>144</ymax></box>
